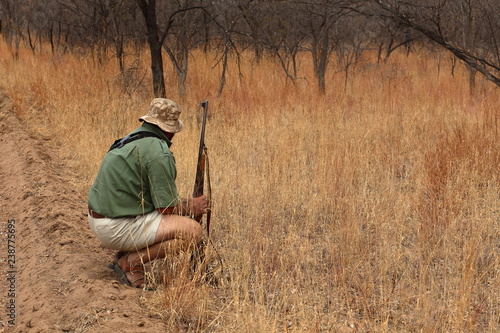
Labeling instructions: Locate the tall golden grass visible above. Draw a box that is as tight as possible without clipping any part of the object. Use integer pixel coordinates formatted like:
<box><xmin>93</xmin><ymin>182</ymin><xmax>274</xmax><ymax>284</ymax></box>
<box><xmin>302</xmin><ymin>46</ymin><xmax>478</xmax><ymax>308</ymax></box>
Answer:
<box><xmin>1</xmin><ymin>40</ymin><xmax>499</xmax><ymax>332</ymax></box>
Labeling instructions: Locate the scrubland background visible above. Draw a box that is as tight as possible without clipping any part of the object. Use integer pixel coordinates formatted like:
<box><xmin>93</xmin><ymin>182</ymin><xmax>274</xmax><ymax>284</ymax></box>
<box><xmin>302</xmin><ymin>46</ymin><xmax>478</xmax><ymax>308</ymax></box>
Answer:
<box><xmin>1</xmin><ymin>41</ymin><xmax>499</xmax><ymax>332</ymax></box>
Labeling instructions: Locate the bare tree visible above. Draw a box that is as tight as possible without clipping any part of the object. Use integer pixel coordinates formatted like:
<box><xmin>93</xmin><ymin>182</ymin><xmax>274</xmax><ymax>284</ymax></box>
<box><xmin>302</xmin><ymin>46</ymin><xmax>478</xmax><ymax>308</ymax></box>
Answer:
<box><xmin>236</xmin><ymin>0</ymin><xmax>265</xmax><ymax>62</ymax></box>
<box><xmin>212</xmin><ymin>4</ymin><xmax>242</xmax><ymax>96</ymax></box>
<box><xmin>375</xmin><ymin>18</ymin><xmax>419</xmax><ymax>62</ymax></box>
<box><xmin>104</xmin><ymin>0</ymin><xmax>138</xmax><ymax>75</ymax></box>
<box><xmin>334</xmin><ymin>15</ymin><xmax>365</xmax><ymax>93</ymax></box>
<box><xmin>54</xmin><ymin>0</ymin><xmax>113</xmax><ymax>62</ymax></box>
<box><xmin>160</xmin><ymin>0</ymin><xmax>207</xmax><ymax>98</ymax></box>
<box><xmin>298</xmin><ymin>0</ymin><xmax>350</xmax><ymax>93</ymax></box>
<box><xmin>136</xmin><ymin>0</ymin><xmax>205</xmax><ymax>98</ymax></box>
<box><xmin>8</xmin><ymin>0</ymin><xmax>499</xmax><ymax>98</ymax></box>
<box><xmin>371</xmin><ymin>0</ymin><xmax>500</xmax><ymax>88</ymax></box>
<box><xmin>26</xmin><ymin>2</ymin><xmax>51</xmax><ymax>55</ymax></box>
<box><xmin>136</xmin><ymin>0</ymin><xmax>168</xmax><ymax>97</ymax></box>
<box><xmin>0</xmin><ymin>0</ymin><xmax>31</xmax><ymax>59</ymax></box>
<box><xmin>256</xmin><ymin>1</ymin><xmax>307</xmax><ymax>83</ymax></box>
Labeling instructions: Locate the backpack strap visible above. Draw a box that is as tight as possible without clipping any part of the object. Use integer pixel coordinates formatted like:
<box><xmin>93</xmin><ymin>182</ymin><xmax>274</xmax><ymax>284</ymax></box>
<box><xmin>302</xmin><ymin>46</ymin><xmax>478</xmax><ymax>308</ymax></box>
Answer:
<box><xmin>108</xmin><ymin>131</ymin><xmax>163</xmax><ymax>151</ymax></box>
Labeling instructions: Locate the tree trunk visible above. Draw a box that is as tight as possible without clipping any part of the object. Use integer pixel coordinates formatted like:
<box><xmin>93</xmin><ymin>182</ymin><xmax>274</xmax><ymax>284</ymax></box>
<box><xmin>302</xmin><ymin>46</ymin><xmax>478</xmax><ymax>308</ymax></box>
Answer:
<box><xmin>49</xmin><ymin>24</ymin><xmax>54</xmax><ymax>54</ymax></box>
<box><xmin>137</xmin><ymin>0</ymin><xmax>167</xmax><ymax>98</ymax></box>
<box><xmin>27</xmin><ymin>25</ymin><xmax>36</xmax><ymax>54</ymax></box>
<box><xmin>315</xmin><ymin>27</ymin><xmax>329</xmax><ymax>94</ymax></box>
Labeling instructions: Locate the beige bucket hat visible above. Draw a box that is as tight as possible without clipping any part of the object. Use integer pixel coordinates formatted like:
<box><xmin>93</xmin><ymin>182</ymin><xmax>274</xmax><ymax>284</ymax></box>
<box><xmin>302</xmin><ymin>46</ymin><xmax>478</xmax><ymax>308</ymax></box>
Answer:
<box><xmin>139</xmin><ymin>98</ymin><xmax>184</xmax><ymax>133</ymax></box>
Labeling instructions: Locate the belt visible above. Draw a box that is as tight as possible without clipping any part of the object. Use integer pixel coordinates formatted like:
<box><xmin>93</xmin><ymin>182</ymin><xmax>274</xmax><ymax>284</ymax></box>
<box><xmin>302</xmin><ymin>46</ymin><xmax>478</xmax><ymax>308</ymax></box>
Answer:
<box><xmin>88</xmin><ymin>209</ymin><xmax>106</xmax><ymax>219</ymax></box>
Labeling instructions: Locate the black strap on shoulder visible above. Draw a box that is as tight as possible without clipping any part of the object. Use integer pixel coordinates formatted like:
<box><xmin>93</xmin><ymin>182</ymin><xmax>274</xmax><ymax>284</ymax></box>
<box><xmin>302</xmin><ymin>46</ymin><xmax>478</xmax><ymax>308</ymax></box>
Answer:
<box><xmin>108</xmin><ymin>131</ymin><xmax>163</xmax><ymax>151</ymax></box>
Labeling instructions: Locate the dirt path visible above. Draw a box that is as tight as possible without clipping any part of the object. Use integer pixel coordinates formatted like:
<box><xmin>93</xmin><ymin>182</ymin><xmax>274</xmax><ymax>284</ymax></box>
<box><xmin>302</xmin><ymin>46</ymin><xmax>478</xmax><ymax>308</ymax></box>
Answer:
<box><xmin>0</xmin><ymin>91</ymin><xmax>166</xmax><ymax>332</ymax></box>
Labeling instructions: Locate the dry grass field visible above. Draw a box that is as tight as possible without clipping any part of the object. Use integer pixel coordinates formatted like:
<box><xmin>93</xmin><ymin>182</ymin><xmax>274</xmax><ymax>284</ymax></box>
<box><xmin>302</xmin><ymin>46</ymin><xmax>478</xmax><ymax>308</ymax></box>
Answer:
<box><xmin>1</xmin><ymin>41</ymin><xmax>499</xmax><ymax>332</ymax></box>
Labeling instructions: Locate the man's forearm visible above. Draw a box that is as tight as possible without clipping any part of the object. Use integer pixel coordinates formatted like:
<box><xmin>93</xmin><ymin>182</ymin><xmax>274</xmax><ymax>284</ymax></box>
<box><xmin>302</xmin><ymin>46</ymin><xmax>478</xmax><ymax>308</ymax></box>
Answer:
<box><xmin>158</xmin><ymin>196</ymin><xmax>205</xmax><ymax>216</ymax></box>
<box><xmin>177</xmin><ymin>198</ymin><xmax>193</xmax><ymax>216</ymax></box>
<box><xmin>157</xmin><ymin>198</ymin><xmax>191</xmax><ymax>216</ymax></box>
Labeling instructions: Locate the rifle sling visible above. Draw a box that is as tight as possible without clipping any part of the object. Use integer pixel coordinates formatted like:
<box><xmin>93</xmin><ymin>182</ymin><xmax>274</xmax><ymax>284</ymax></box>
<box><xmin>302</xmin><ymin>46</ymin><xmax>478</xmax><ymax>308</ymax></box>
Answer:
<box><xmin>108</xmin><ymin>131</ymin><xmax>163</xmax><ymax>151</ymax></box>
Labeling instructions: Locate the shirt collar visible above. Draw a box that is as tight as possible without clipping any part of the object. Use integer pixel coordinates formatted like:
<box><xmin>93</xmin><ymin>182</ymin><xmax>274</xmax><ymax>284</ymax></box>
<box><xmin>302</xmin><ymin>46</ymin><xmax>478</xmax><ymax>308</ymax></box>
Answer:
<box><xmin>141</xmin><ymin>122</ymin><xmax>173</xmax><ymax>147</ymax></box>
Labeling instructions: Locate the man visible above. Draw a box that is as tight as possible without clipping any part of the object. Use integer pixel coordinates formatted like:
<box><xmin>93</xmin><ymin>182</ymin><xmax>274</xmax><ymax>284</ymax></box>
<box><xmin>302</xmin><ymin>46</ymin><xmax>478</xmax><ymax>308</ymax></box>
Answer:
<box><xmin>88</xmin><ymin>98</ymin><xmax>207</xmax><ymax>289</ymax></box>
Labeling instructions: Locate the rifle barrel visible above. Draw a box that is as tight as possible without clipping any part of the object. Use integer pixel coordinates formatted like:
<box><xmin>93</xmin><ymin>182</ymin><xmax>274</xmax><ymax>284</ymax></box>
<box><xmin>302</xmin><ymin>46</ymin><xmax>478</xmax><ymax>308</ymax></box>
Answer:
<box><xmin>193</xmin><ymin>100</ymin><xmax>208</xmax><ymax>198</ymax></box>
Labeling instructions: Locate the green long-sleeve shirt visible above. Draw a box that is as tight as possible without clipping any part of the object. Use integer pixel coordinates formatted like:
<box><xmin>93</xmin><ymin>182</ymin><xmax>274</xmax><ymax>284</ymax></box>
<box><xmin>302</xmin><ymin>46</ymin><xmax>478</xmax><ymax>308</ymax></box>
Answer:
<box><xmin>88</xmin><ymin>122</ymin><xmax>179</xmax><ymax>218</ymax></box>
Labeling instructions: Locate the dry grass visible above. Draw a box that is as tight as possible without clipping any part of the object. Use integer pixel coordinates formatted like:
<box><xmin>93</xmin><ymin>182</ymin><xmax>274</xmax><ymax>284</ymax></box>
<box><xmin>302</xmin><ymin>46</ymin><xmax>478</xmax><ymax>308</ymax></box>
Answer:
<box><xmin>1</xmin><ymin>41</ymin><xmax>499</xmax><ymax>332</ymax></box>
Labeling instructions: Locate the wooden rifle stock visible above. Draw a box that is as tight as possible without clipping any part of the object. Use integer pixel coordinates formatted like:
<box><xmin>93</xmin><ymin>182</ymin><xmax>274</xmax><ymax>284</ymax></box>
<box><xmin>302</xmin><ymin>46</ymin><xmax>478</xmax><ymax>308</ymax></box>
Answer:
<box><xmin>193</xmin><ymin>101</ymin><xmax>210</xmax><ymax>232</ymax></box>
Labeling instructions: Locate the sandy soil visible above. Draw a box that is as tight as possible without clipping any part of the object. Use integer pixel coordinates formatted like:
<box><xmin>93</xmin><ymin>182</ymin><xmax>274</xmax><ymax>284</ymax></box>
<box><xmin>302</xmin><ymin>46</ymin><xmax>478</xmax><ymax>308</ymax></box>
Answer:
<box><xmin>0</xmin><ymin>91</ymin><xmax>167</xmax><ymax>332</ymax></box>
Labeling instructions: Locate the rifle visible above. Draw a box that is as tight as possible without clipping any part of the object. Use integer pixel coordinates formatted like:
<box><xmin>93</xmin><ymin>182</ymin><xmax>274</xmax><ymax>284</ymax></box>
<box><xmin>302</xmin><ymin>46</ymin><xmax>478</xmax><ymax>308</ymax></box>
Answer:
<box><xmin>191</xmin><ymin>105</ymin><xmax>223</xmax><ymax>281</ymax></box>
<box><xmin>192</xmin><ymin>100</ymin><xmax>211</xmax><ymax>235</ymax></box>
